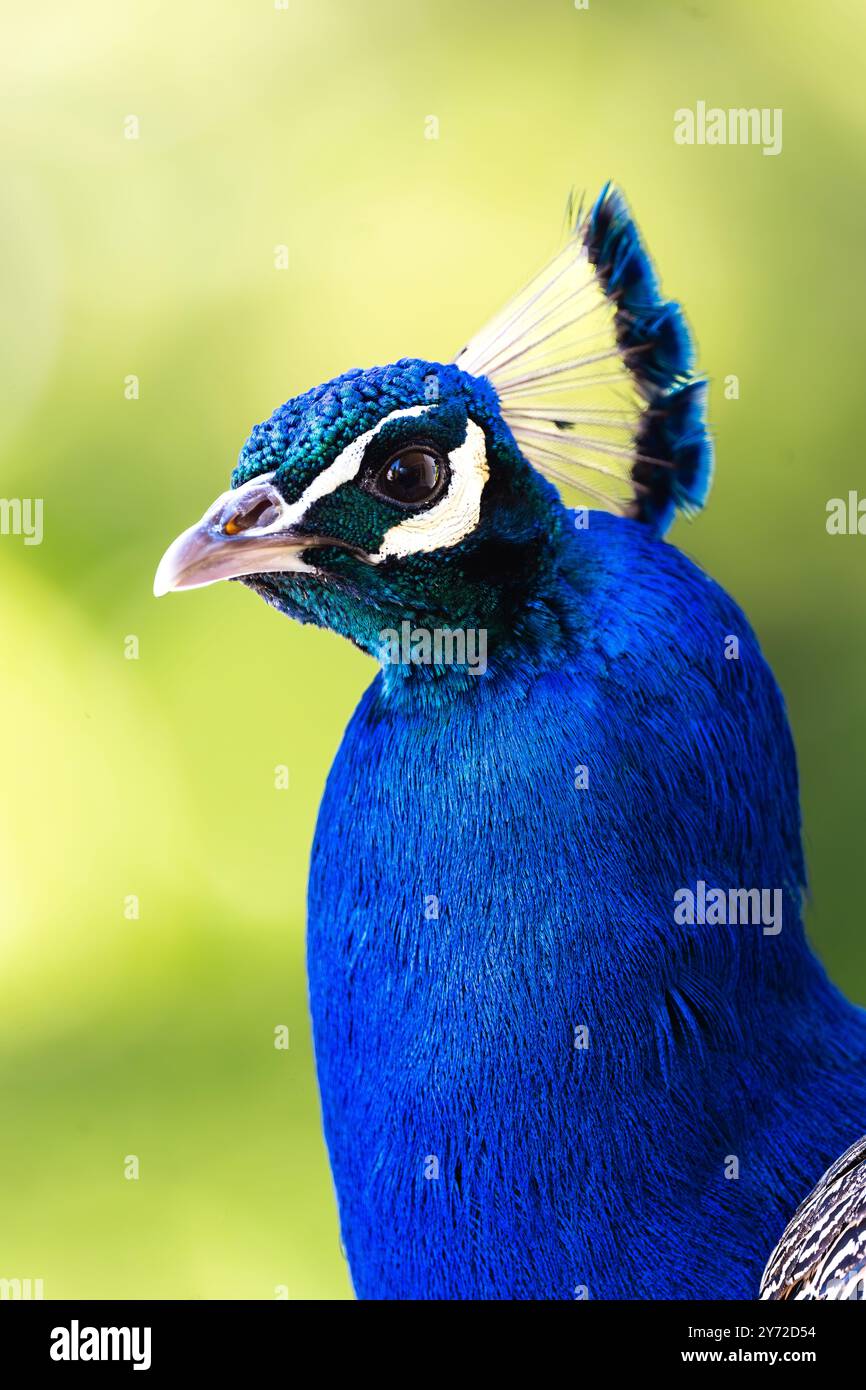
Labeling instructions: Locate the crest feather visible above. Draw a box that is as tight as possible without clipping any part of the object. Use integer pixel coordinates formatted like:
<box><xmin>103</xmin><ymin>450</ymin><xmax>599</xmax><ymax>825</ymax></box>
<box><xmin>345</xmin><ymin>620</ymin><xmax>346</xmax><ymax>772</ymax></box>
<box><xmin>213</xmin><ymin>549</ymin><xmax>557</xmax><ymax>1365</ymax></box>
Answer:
<box><xmin>454</xmin><ymin>183</ymin><xmax>713</xmax><ymax>534</ymax></box>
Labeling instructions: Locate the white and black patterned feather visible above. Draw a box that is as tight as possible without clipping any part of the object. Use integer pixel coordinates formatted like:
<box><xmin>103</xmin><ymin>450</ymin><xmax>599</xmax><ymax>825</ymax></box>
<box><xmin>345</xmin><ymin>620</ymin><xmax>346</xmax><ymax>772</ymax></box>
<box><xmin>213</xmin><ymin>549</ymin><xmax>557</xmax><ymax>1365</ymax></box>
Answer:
<box><xmin>760</xmin><ymin>1134</ymin><xmax>866</xmax><ymax>1299</ymax></box>
<box><xmin>454</xmin><ymin>183</ymin><xmax>713</xmax><ymax>535</ymax></box>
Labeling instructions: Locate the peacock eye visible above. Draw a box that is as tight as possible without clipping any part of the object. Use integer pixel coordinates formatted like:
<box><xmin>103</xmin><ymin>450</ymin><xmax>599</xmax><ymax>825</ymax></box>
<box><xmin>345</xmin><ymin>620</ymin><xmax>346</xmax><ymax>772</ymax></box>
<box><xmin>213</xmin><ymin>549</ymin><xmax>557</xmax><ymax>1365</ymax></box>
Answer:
<box><xmin>373</xmin><ymin>446</ymin><xmax>446</xmax><ymax>506</ymax></box>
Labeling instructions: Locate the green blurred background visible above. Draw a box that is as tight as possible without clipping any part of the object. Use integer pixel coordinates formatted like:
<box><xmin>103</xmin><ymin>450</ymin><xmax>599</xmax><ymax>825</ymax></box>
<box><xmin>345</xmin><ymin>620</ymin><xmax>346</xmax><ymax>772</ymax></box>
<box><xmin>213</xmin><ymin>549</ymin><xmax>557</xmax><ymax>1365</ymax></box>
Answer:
<box><xmin>1</xmin><ymin>0</ymin><xmax>865</xmax><ymax>1299</ymax></box>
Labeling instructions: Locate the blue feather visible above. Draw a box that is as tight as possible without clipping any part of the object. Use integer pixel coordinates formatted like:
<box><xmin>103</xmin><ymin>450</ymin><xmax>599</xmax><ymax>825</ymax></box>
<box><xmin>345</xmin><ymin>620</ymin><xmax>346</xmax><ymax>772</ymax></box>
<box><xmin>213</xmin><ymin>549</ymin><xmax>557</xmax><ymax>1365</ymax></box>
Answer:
<box><xmin>583</xmin><ymin>184</ymin><xmax>713</xmax><ymax>533</ymax></box>
<box><xmin>635</xmin><ymin>379</ymin><xmax>714</xmax><ymax>531</ymax></box>
<box><xmin>307</xmin><ymin>513</ymin><xmax>866</xmax><ymax>1299</ymax></box>
<box><xmin>584</xmin><ymin>181</ymin><xmax>695</xmax><ymax>392</ymax></box>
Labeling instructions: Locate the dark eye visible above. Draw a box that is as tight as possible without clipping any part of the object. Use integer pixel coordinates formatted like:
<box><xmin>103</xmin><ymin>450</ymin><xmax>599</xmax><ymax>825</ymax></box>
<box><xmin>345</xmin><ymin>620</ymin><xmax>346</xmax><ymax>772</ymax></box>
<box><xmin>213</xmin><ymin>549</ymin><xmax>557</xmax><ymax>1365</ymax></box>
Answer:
<box><xmin>373</xmin><ymin>446</ymin><xmax>445</xmax><ymax>506</ymax></box>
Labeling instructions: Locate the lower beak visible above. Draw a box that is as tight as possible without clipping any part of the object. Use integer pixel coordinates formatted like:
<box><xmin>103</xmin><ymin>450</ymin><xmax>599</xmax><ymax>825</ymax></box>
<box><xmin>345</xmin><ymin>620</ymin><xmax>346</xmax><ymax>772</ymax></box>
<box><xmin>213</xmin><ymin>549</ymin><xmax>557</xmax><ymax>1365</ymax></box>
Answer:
<box><xmin>154</xmin><ymin>474</ymin><xmax>325</xmax><ymax>597</ymax></box>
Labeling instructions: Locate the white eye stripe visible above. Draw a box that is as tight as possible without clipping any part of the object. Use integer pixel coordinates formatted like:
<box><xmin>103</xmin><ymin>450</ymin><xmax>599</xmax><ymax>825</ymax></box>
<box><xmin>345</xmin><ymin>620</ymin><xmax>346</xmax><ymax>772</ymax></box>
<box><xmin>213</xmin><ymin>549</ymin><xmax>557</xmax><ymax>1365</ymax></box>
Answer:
<box><xmin>372</xmin><ymin>418</ymin><xmax>489</xmax><ymax>561</ymax></box>
<box><xmin>227</xmin><ymin>404</ymin><xmax>488</xmax><ymax>560</ymax></box>
<box><xmin>281</xmin><ymin>404</ymin><xmax>433</xmax><ymax>526</ymax></box>
<box><xmin>228</xmin><ymin>405</ymin><xmax>435</xmax><ymax>535</ymax></box>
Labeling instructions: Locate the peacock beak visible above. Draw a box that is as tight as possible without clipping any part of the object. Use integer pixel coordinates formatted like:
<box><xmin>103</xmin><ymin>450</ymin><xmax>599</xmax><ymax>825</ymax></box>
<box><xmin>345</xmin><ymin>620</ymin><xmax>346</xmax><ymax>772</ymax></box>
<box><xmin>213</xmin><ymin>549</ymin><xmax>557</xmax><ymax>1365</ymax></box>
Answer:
<box><xmin>154</xmin><ymin>474</ymin><xmax>326</xmax><ymax>597</ymax></box>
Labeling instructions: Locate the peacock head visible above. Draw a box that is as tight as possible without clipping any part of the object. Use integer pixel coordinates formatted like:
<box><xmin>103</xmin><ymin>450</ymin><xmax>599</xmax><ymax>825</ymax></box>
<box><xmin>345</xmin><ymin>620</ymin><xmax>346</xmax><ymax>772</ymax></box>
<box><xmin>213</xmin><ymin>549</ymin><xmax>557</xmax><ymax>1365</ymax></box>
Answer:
<box><xmin>154</xmin><ymin>186</ymin><xmax>712</xmax><ymax>678</ymax></box>
<box><xmin>154</xmin><ymin>359</ymin><xmax>566</xmax><ymax>663</ymax></box>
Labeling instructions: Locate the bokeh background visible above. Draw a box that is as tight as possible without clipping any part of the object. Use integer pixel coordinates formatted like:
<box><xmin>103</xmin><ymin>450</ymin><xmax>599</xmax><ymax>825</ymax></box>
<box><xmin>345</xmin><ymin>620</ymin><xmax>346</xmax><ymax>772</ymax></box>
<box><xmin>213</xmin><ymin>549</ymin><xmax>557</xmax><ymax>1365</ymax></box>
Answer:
<box><xmin>1</xmin><ymin>0</ymin><xmax>865</xmax><ymax>1300</ymax></box>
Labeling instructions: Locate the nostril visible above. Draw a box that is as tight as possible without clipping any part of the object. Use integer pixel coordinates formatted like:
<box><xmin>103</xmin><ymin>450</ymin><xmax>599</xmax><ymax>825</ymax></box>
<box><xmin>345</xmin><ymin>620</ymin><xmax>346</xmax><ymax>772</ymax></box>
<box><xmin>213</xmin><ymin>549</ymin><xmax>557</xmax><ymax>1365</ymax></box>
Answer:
<box><xmin>222</xmin><ymin>492</ymin><xmax>281</xmax><ymax>535</ymax></box>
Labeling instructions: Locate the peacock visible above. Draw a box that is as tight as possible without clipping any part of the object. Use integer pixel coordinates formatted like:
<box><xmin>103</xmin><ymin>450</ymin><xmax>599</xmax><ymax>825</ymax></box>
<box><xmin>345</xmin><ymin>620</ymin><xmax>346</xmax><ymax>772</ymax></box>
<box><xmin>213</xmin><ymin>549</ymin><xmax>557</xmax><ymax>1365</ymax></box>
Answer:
<box><xmin>155</xmin><ymin>184</ymin><xmax>866</xmax><ymax>1300</ymax></box>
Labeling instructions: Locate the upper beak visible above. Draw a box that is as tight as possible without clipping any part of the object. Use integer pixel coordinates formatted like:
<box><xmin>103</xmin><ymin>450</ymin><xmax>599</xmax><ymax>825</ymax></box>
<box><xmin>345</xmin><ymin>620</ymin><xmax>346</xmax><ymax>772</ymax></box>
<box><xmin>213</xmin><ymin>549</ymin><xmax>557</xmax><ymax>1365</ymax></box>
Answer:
<box><xmin>154</xmin><ymin>474</ymin><xmax>323</xmax><ymax>597</ymax></box>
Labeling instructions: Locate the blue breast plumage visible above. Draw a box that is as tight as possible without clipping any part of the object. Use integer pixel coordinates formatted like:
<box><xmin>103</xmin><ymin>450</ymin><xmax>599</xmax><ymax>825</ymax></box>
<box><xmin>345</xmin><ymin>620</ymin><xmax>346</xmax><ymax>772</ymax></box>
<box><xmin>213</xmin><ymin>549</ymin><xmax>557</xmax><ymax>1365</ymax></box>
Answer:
<box><xmin>307</xmin><ymin>512</ymin><xmax>866</xmax><ymax>1299</ymax></box>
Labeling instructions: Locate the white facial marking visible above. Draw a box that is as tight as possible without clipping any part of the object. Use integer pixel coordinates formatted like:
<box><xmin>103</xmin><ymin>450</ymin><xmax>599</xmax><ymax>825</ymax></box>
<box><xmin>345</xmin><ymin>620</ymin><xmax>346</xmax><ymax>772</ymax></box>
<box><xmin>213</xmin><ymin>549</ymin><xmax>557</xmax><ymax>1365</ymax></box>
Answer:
<box><xmin>287</xmin><ymin>405</ymin><xmax>432</xmax><ymax>522</ymax></box>
<box><xmin>220</xmin><ymin>405</ymin><xmax>435</xmax><ymax>541</ymax></box>
<box><xmin>178</xmin><ymin>404</ymin><xmax>486</xmax><ymax>582</ymax></box>
<box><xmin>153</xmin><ymin>405</ymin><xmax>442</xmax><ymax>595</ymax></box>
<box><xmin>373</xmin><ymin>418</ymin><xmax>489</xmax><ymax>560</ymax></box>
